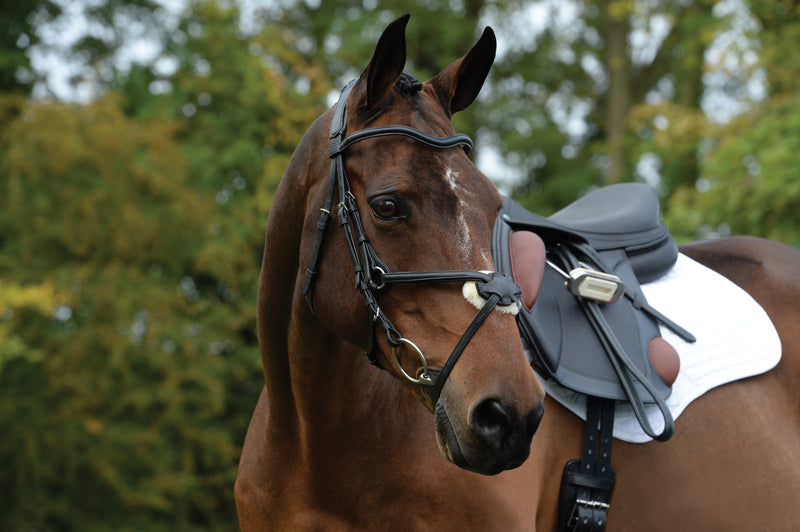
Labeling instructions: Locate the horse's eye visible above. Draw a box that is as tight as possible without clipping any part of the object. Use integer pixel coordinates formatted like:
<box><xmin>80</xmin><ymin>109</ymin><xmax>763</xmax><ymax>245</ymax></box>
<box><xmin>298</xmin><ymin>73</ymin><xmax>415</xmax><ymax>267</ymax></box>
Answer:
<box><xmin>370</xmin><ymin>196</ymin><xmax>400</xmax><ymax>221</ymax></box>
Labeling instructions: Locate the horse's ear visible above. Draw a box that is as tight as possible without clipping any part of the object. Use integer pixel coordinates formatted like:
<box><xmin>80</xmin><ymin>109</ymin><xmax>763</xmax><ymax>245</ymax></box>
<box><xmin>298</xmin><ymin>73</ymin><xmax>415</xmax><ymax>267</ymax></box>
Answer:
<box><xmin>428</xmin><ymin>27</ymin><xmax>496</xmax><ymax>115</ymax></box>
<box><xmin>355</xmin><ymin>14</ymin><xmax>409</xmax><ymax>109</ymax></box>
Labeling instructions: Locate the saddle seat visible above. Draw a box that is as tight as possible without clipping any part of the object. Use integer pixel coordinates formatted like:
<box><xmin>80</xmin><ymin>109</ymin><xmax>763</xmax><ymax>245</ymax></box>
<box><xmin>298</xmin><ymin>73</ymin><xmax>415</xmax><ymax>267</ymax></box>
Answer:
<box><xmin>492</xmin><ymin>183</ymin><xmax>687</xmax><ymax>411</ymax></box>
<box><xmin>500</xmin><ymin>183</ymin><xmax>678</xmax><ymax>284</ymax></box>
<box><xmin>551</xmin><ymin>181</ymin><xmax>666</xmax><ymax>239</ymax></box>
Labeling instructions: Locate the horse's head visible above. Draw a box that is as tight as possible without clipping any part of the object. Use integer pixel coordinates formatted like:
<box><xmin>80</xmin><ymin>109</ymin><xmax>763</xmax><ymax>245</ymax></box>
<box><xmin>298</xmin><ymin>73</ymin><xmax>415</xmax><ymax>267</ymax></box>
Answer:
<box><xmin>297</xmin><ymin>14</ymin><xmax>545</xmax><ymax>475</ymax></box>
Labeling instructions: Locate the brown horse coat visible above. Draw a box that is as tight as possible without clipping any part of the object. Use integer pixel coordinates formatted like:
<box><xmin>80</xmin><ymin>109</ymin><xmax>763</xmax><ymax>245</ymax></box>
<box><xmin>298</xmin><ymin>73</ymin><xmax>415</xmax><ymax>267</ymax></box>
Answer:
<box><xmin>236</xmin><ymin>15</ymin><xmax>800</xmax><ymax>531</ymax></box>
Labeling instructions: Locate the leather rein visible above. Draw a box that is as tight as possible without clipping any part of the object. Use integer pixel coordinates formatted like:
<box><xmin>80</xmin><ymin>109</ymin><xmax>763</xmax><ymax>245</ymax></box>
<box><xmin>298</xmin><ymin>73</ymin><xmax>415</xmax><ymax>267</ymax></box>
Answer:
<box><xmin>301</xmin><ymin>80</ymin><xmax>523</xmax><ymax>405</ymax></box>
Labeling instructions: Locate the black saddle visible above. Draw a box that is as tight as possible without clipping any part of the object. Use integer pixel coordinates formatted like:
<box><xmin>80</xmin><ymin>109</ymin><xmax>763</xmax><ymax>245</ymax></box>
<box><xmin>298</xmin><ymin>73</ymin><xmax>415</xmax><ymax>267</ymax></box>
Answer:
<box><xmin>493</xmin><ymin>182</ymin><xmax>695</xmax><ymax>532</ymax></box>
<box><xmin>492</xmin><ymin>183</ymin><xmax>696</xmax><ymax>437</ymax></box>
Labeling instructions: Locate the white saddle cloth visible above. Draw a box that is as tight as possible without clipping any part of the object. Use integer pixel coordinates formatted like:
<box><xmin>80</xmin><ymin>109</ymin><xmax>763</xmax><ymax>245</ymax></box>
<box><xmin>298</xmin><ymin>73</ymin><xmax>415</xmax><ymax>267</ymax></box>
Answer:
<box><xmin>534</xmin><ymin>252</ymin><xmax>782</xmax><ymax>443</ymax></box>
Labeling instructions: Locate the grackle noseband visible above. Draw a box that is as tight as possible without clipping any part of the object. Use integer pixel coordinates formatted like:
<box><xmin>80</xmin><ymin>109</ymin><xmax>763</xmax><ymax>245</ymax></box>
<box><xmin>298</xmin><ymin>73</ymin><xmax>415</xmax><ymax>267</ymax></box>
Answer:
<box><xmin>302</xmin><ymin>79</ymin><xmax>522</xmax><ymax>405</ymax></box>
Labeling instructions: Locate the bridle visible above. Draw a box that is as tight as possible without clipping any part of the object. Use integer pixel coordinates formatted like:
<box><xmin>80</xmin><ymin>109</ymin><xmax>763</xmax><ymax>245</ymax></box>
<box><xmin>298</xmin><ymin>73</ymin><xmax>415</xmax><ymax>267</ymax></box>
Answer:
<box><xmin>302</xmin><ymin>79</ymin><xmax>523</xmax><ymax>405</ymax></box>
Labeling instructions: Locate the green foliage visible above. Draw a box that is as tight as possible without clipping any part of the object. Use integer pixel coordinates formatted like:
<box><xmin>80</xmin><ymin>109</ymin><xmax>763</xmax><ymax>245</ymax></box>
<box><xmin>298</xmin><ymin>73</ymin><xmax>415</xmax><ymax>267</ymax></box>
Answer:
<box><xmin>665</xmin><ymin>94</ymin><xmax>800</xmax><ymax>246</ymax></box>
<box><xmin>662</xmin><ymin>1</ymin><xmax>800</xmax><ymax>243</ymax></box>
<box><xmin>0</xmin><ymin>2</ymin><xmax>330</xmax><ymax>530</ymax></box>
<box><xmin>2</xmin><ymin>0</ymin><xmax>800</xmax><ymax>529</ymax></box>
<box><xmin>479</xmin><ymin>0</ymin><xmax>728</xmax><ymax>213</ymax></box>
<box><xmin>0</xmin><ymin>94</ymin><xmax>242</xmax><ymax>530</ymax></box>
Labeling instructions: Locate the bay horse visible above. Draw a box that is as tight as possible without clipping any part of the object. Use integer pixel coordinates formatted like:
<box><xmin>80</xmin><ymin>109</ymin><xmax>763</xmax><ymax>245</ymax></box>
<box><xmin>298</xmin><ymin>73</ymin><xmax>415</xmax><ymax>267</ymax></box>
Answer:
<box><xmin>236</xmin><ymin>14</ymin><xmax>800</xmax><ymax>531</ymax></box>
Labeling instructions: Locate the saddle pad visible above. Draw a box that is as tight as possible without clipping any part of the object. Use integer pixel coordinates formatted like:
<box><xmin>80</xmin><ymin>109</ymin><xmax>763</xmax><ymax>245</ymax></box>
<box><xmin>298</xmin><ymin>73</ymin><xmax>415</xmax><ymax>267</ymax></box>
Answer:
<box><xmin>533</xmin><ymin>252</ymin><xmax>782</xmax><ymax>443</ymax></box>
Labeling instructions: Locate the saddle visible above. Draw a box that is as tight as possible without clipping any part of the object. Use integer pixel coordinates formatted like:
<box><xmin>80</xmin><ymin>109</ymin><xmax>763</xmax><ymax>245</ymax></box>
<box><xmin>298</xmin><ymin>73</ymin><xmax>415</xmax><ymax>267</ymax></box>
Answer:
<box><xmin>491</xmin><ymin>183</ymin><xmax>696</xmax><ymax>531</ymax></box>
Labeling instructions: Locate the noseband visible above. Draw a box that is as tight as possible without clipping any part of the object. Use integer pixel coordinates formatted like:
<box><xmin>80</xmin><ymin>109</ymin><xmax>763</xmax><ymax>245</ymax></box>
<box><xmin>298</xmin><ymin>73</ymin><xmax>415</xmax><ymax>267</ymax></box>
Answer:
<box><xmin>302</xmin><ymin>79</ymin><xmax>522</xmax><ymax>405</ymax></box>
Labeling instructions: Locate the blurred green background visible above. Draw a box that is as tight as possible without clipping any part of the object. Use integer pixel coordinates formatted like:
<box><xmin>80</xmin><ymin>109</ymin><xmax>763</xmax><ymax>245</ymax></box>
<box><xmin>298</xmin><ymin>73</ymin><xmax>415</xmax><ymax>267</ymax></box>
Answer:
<box><xmin>1</xmin><ymin>0</ymin><xmax>798</xmax><ymax>529</ymax></box>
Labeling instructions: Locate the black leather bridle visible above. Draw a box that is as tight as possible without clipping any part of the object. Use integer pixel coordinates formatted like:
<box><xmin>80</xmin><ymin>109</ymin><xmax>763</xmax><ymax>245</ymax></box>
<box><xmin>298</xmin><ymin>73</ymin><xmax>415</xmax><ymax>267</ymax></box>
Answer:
<box><xmin>302</xmin><ymin>79</ymin><xmax>523</xmax><ymax>405</ymax></box>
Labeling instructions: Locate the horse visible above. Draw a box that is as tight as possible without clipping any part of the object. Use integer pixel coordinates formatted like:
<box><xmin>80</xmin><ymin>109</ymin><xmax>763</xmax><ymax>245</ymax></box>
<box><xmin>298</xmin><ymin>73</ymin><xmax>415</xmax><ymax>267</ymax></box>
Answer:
<box><xmin>235</xmin><ymin>14</ymin><xmax>800</xmax><ymax>531</ymax></box>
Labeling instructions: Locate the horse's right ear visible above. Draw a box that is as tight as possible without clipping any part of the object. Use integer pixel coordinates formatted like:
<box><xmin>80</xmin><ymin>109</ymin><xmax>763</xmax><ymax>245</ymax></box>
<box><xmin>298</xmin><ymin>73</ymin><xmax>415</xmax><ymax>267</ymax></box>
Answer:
<box><xmin>354</xmin><ymin>14</ymin><xmax>409</xmax><ymax>109</ymax></box>
<box><xmin>428</xmin><ymin>27</ymin><xmax>496</xmax><ymax>116</ymax></box>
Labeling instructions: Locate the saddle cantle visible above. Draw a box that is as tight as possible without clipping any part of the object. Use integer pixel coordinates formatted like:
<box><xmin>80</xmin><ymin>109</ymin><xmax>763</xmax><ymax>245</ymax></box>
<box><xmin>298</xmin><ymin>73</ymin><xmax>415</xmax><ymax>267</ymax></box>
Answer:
<box><xmin>492</xmin><ymin>183</ymin><xmax>695</xmax><ymax>437</ymax></box>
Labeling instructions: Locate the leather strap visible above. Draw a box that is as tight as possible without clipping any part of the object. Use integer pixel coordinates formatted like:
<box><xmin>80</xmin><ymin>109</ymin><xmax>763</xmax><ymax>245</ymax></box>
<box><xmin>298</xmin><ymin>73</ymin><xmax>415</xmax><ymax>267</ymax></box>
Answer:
<box><xmin>551</xmin><ymin>244</ymin><xmax>675</xmax><ymax>441</ymax></box>
<box><xmin>332</xmin><ymin>125</ymin><xmax>472</xmax><ymax>157</ymax></box>
<box><xmin>423</xmin><ymin>292</ymin><xmax>500</xmax><ymax>405</ymax></box>
<box><xmin>302</xmin><ymin>80</ymin><xmax>356</xmax><ymax>309</ymax></box>
<box><xmin>573</xmin><ymin>241</ymin><xmax>695</xmax><ymax>343</ymax></box>
<box><xmin>559</xmin><ymin>397</ymin><xmax>616</xmax><ymax>532</ymax></box>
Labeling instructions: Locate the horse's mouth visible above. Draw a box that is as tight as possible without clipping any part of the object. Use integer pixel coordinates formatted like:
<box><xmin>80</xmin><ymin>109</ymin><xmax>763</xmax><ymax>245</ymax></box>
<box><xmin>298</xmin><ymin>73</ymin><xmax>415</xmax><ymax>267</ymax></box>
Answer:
<box><xmin>433</xmin><ymin>400</ymin><xmax>532</xmax><ymax>476</ymax></box>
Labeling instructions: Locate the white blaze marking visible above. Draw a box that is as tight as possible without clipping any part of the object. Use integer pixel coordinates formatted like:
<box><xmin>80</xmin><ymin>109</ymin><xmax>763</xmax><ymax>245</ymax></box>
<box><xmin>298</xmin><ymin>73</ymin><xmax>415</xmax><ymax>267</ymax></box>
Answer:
<box><xmin>444</xmin><ymin>167</ymin><xmax>459</xmax><ymax>190</ymax></box>
<box><xmin>444</xmin><ymin>169</ymin><xmax>509</xmax><ymax>312</ymax></box>
<box><xmin>443</xmin><ymin>168</ymin><xmax>472</xmax><ymax>259</ymax></box>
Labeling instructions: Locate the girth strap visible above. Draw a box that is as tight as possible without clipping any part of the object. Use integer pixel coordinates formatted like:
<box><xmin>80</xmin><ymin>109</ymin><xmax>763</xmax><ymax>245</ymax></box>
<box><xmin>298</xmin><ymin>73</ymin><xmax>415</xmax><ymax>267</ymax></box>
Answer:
<box><xmin>559</xmin><ymin>397</ymin><xmax>616</xmax><ymax>532</ymax></box>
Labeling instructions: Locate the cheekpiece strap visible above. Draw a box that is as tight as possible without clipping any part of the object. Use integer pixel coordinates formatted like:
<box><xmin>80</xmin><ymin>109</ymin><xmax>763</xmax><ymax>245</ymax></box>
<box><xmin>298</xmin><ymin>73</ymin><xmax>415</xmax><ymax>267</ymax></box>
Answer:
<box><xmin>302</xmin><ymin>81</ymin><xmax>357</xmax><ymax>308</ymax></box>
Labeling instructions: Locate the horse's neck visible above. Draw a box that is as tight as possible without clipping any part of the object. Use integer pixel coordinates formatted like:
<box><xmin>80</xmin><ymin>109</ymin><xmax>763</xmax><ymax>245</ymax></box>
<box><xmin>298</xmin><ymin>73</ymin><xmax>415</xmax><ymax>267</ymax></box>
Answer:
<box><xmin>256</xmin><ymin>158</ymin><xmax>431</xmax><ymax>470</ymax></box>
<box><xmin>274</xmin><ymin>305</ymin><xmax>435</xmax><ymax>482</ymax></box>
<box><xmin>287</xmin><ymin>326</ymin><xmax>413</xmax><ymax>436</ymax></box>
<box><xmin>256</xmin><ymin>120</ymin><xmax>329</xmax><ymax>421</ymax></box>
<box><xmin>255</xmin><ymin>178</ymin><xmax>303</xmax><ymax>422</ymax></box>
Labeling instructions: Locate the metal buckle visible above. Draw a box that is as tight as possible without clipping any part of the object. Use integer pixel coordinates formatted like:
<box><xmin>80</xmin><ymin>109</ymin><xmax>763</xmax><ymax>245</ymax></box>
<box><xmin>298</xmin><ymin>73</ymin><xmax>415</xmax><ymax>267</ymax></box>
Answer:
<box><xmin>372</xmin><ymin>266</ymin><xmax>387</xmax><ymax>290</ymax></box>
<box><xmin>567</xmin><ymin>498</ymin><xmax>611</xmax><ymax>528</ymax></box>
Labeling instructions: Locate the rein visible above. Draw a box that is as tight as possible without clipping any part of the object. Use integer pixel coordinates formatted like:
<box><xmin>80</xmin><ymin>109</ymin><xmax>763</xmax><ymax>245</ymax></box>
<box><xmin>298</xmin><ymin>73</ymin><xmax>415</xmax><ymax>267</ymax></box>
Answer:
<box><xmin>302</xmin><ymin>79</ymin><xmax>522</xmax><ymax>405</ymax></box>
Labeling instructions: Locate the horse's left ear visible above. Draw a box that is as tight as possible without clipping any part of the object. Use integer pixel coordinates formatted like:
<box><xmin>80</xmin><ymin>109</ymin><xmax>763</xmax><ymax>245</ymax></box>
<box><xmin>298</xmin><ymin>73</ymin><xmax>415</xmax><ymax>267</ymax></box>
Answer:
<box><xmin>428</xmin><ymin>27</ymin><xmax>496</xmax><ymax>115</ymax></box>
<box><xmin>355</xmin><ymin>14</ymin><xmax>410</xmax><ymax>109</ymax></box>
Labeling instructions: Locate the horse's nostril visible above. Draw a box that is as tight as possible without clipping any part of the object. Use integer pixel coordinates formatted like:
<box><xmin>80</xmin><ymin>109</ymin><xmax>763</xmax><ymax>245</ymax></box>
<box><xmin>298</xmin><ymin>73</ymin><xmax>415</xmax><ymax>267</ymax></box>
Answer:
<box><xmin>470</xmin><ymin>398</ymin><xmax>513</xmax><ymax>450</ymax></box>
<box><xmin>470</xmin><ymin>398</ymin><xmax>543</xmax><ymax>451</ymax></box>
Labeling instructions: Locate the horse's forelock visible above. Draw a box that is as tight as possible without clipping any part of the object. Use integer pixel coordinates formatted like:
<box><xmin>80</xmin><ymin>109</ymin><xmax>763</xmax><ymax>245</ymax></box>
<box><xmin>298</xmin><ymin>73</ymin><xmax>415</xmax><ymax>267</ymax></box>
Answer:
<box><xmin>396</xmin><ymin>72</ymin><xmax>423</xmax><ymax>94</ymax></box>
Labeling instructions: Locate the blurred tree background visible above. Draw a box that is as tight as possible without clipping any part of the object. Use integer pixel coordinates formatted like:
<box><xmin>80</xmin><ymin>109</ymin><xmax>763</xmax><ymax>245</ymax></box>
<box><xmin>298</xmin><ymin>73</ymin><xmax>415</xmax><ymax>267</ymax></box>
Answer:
<box><xmin>0</xmin><ymin>0</ymin><xmax>798</xmax><ymax>529</ymax></box>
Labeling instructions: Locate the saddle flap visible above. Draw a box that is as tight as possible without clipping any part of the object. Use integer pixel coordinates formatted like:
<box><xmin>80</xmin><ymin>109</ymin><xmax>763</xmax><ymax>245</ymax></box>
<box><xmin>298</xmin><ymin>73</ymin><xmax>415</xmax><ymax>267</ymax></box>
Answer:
<box><xmin>520</xmin><ymin>250</ymin><xmax>677</xmax><ymax>402</ymax></box>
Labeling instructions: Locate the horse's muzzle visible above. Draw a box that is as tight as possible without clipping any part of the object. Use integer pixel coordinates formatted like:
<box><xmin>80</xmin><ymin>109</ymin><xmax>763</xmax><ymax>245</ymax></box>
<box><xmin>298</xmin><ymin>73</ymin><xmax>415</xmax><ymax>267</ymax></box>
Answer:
<box><xmin>434</xmin><ymin>395</ymin><xmax>544</xmax><ymax>475</ymax></box>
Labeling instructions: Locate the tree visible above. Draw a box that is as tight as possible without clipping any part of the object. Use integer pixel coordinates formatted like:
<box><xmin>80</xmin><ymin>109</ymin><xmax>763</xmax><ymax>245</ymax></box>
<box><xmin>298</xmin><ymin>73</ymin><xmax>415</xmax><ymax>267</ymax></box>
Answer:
<box><xmin>0</xmin><ymin>1</ymin><xmax>330</xmax><ymax>529</ymax></box>
<box><xmin>243</xmin><ymin>0</ymin><xmax>742</xmax><ymax>218</ymax></box>
<box><xmin>664</xmin><ymin>1</ymin><xmax>800</xmax><ymax>245</ymax></box>
<box><xmin>475</xmin><ymin>0</ymin><xmax>730</xmax><ymax>214</ymax></box>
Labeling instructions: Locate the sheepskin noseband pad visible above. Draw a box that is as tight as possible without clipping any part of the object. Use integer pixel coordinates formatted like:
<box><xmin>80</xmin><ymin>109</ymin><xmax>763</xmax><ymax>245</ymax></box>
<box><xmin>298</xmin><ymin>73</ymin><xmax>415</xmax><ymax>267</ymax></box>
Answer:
<box><xmin>462</xmin><ymin>271</ymin><xmax>522</xmax><ymax>315</ymax></box>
